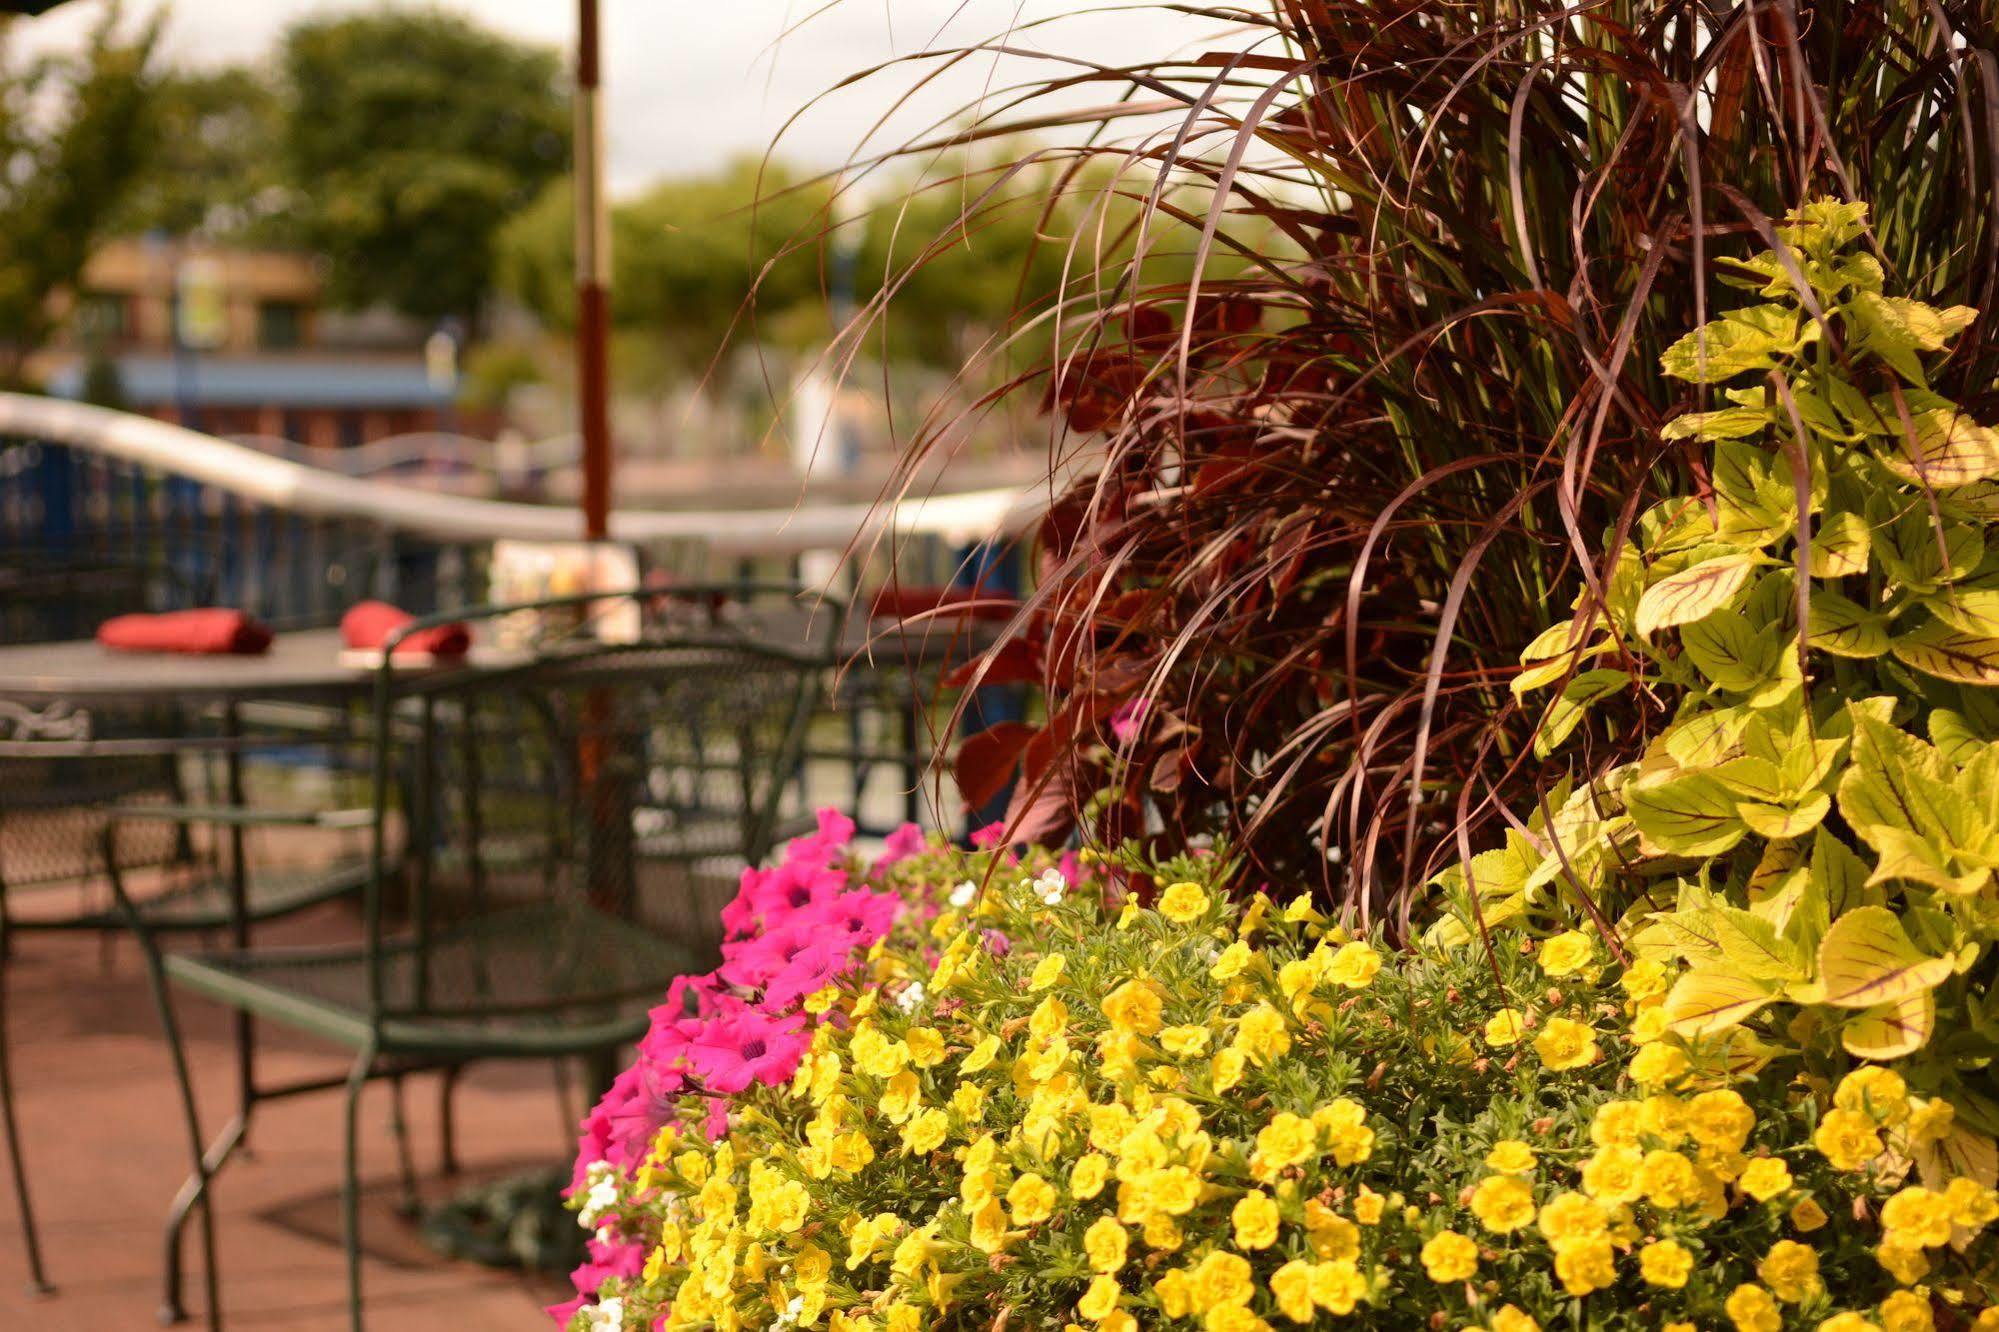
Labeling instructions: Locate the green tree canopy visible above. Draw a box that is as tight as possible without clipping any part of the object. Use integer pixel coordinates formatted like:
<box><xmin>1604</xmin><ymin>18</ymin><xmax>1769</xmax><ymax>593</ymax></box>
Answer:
<box><xmin>494</xmin><ymin>150</ymin><xmax>1199</xmax><ymax>383</ymax></box>
<box><xmin>279</xmin><ymin>10</ymin><xmax>568</xmax><ymax>324</ymax></box>
<box><xmin>113</xmin><ymin>64</ymin><xmax>288</xmax><ymax>243</ymax></box>
<box><xmin>0</xmin><ymin>9</ymin><xmax>159</xmax><ymax>383</ymax></box>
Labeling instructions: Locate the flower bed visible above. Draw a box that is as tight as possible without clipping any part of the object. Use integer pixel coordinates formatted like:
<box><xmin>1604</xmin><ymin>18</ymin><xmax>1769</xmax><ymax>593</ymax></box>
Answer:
<box><xmin>553</xmin><ymin>821</ymin><xmax>1995</xmax><ymax>1330</ymax></box>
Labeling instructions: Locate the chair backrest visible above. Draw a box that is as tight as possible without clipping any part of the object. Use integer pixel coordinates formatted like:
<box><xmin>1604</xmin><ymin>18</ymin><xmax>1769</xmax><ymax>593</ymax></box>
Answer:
<box><xmin>0</xmin><ymin>701</ymin><xmax>192</xmax><ymax>892</ymax></box>
<box><xmin>356</xmin><ymin>584</ymin><xmax>836</xmax><ymax>1026</ymax></box>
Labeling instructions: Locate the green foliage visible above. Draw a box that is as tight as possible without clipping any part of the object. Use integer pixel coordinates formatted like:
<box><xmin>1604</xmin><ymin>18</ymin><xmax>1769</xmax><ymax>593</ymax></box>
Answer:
<box><xmin>1434</xmin><ymin>202</ymin><xmax>1999</xmax><ymax>1151</ymax></box>
<box><xmin>278</xmin><ymin>10</ymin><xmax>567</xmax><ymax>323</ymax></box>
<box><xmin>865</xmin><ymin>0</ymin><xmax>1999</xmax><ymax>910</ymax></box>
<box><xmin>112</xmin><ymin>65</ymin><xmax>289</xmax><ymax>243</ymax></box>
<box><xmin>0</xmin><ymin>8</ymin><xmax>159</xmax><ymax>381</ymax></box>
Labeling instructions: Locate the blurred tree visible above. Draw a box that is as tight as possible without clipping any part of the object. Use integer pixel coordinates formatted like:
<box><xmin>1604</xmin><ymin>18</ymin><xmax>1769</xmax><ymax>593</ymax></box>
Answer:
<box><xmin>496</xmin><ymin>158</ymin><xmax>833</xmax><ymax>381</ymax></box>
<box><xmin>279</xmin><ymin>10</ymin><xmax>567</xmax><ymax>325</ymax></box>
<box><xmin>114</xmin><ymin>65</ymin><xmax>291</xmax><ymax>242</ymax></box>
<box><xmin>494</xmin><ymin>152</ymin><xmax>1176</xmax><ymax>384</ymax></box>
<box><xmin>0</xmin><ymin>7</ymin><xmax>159</xmax><ymax>385</ymax></box>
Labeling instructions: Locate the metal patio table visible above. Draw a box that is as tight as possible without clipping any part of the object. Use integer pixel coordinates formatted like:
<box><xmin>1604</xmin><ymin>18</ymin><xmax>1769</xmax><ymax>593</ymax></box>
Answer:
<box><xmin>0</xmin><ymin>627</ymin><xmax>532</xmax><ymax>1302</ymax></box>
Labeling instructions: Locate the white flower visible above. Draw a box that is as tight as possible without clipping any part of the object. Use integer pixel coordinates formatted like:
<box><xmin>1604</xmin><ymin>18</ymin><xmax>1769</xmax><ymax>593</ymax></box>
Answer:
<box><xmin>1032</xmin><ymin>867</ymin><xmax>1067</xmax><ymax>906</ymax></box>
<box><xmin>585</xmin><ymin>1296</ymin><xmax>625</xmax><ymax>1331</ymax></box>
<box><xmin>578</xmin><ymin>1161</ymin><xmax>619</xmax><ymax>1230</ymax></box>
<box><xmin>895</xmin><ymin>981</ymin><xmax>926</xmax><ymax>1013</ymax></box>
<box><xmin>948</xmin><ymin>879</ymin><xmax>977</xmax><ymax>908</ymax></box>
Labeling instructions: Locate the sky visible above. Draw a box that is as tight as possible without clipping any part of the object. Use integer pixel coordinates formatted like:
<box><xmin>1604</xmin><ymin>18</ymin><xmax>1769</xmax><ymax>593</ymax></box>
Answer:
<box><xmin>9</xmin><ymin>1</ymin><xmax>1238</xmax><ymax>195</ymax></box>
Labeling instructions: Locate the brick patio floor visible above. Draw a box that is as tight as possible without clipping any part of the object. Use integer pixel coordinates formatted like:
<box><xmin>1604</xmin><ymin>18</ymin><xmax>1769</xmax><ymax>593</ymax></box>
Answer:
<box><xmin>0</xmin><ymin>901</ymin><xmax>576</xmax><ymax>1329</ymax></box>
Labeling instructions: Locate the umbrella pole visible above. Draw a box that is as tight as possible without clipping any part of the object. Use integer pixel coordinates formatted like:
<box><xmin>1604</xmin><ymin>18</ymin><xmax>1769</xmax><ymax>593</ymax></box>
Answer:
<box><xmin>575</xmin><ymin>0</ymin><xmax>611</xmax><ymax>543</ymax></box>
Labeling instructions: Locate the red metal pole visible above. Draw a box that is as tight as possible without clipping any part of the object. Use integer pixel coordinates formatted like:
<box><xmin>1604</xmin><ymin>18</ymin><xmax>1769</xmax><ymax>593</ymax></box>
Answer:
<box><xmin>576</xmin><ymin>0</ymin><xmax>611</xmax><ymax>541</ymax></box>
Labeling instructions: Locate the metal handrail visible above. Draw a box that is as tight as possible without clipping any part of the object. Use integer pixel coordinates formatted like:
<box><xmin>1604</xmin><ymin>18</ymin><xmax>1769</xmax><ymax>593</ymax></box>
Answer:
<box><xmin>0</xmin><ymin>392</ymin><xmax>1046</xmax><ymax>558</ymax></box>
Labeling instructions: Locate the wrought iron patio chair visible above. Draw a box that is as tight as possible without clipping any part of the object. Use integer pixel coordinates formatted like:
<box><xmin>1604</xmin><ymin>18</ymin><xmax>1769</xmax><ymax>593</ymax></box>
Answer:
<box><xmin>0</xmin><ymin>719</ymin><xmax>378</xmax><ymax>1298</ymax></box>
<box><xmin>112</xmin><ymin>586</ymin><xmax>833</xmax><ymax>1331</ymax></box>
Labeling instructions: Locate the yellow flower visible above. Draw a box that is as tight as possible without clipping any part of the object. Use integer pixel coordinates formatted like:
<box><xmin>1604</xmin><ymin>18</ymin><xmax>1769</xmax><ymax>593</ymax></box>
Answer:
<box><xmin>1490</xmin><ymin>1308</ymin><xmax>1541</xmax><ymax>1332</ymax></box>
<box><xmin>1209</xmin><ymin>940</ymin><xmax>1253</xmax><ymax>981</ymax></box>
<box><xmin>1102</xmin><ymin>979</ymin><xmax>1165</xmax><ymax>1037</ymax></box>
<box><xmin>1231</xmin><ymin>1190</ymin><xmax>1280</xmax><ymax>1250</ymax></box>
<box><xmin>1157</xmin><ymin>881</ymin><xmax>1209</xmax><ymax>922</ymax></box>
<box><xmin>1077</xmin><ymin>1274</ymin><xmax>1121</xmax><ymax>1321</ymax></box>
<box><xmin>1419</xmin><ymin>1229</ymin><xmax>1478</xmax><ymax>1282</ymax></box>
<box><xmin>1876</xmin><ymin>1241</ymin><xmax>1930</xmax><ymax>1285</ymax></box>
<box><xmin>1878</xmin><ymin>1290</ymin><xmax>1935</xmax><ymax>1332</ymax></box>
<box><xmin>1905</xmin><ymin>1097</ymin><xmax>1955</xmax><ymax>1146</ymax></box>
<box><xmin>1537</xmin><ymin>1192</ymin><xmax>1607</xmax><ymax>1246</ymax></box>
<box><xmin>1301</xmin><ymin>1201</ymin><xmax>1359</xmax><ymax>1261</ymax></box>
<box><xmin>1268</xmin><ymin>1259</ymin><xmax>1314</xmax><ymax>1324</ymax></box>
<box><xmin>1211</xmin><ymin>1048</ymin><xmax>1247</xmax><ymax>1093</ymax></box>
<box><xmin>1814</xmin><ymin>1107</ymin><xmax>1885</xmax><ymax>1172</ymax></box>
<box><xmin>1482</xmin><ymin>1008</ymin><xmax>1527</xmax><ymax>1049</ymax></box>
<box><xmin>901</xmin><ymin>1108</ymin><xmax>949</xmax><ymax>1155</ymax></box>
<box><xmin>1158</xmin><ymin>1024</ymin><xmax>1211</xmax><ymax>1058</ymax></box>
<box><xmin>1687</xmin><ymin>1089</ymin><xmax>1755</xmax><ymax>1151</ymax></box>
<box><xmin>1630</xmin><ymin>1006</ymin><xmax>1671</xmax><ymax>1043</ymax></box>
<box><xmin>1835</xmin><ymin>1066</ymin><xmax>1910</xmax><ymax>1126</ymax></box>
<box><xmin>1619</xmin><ymin>957</ymin><xmax>1670</xmax><ymax>1000</ymax></box>
<box><xmin>1630</xmin><ymin>1041</ymin><xmax>1690</xmax><ymax>1087</ymax></box>
<box><xmin>1552</xmin><ymin>1235</ymin><xmax>1616</xmax><ymax>1295</ymax></box>
<box><xmin>1639</xmin><ymin>1238</ymin><xmax>1693</xmax><ymax>1289</ymax></box>
<box><xmin>1881</xmin><ymin>1186</ymin><xmax>1955</xmax><ymax>1249</ymax></box>
<box><xmin>1232</xmin><ymin>1004</ymin><xmax>1292</xmax><ymax>1064</ymax></box>
<box><xmin>1083</xmin><ymin>1216</ymin><xmax>1128</xmax><ymax>1273</ymax></box>
<box><xmin>1820</xmin><ymin>1316</ymin><xmax>1884</xmax><ymax>1332</ymax></box>
<box><xmin>968</xmin><ymin>1197</ymin><xmax>1010</xmax><ymax>1253</ymax></box>
<box><xmin>1070</xmin><ymin>1153</ymin><xmax>1110</xmax><ymax>1200</ymax></box>
<box><xmin>1470</xmin><ymin>1174</ymin><xmax>1536</xmax><ymax>1233</ymax></box>
<box><xmin>961</xmin><ymin>1034</ymin><xmax>1002</xmax><ymax>1074</ymax></box>
<box><xmin>1485</xmin><ymin>1140</ymin><xmax>1536</xmax><ymax>1174</ymax></box>
<box><xmin>1758</xmin><ymin>1239</ymin><xmax>1822</xmax><ymax>1303</ymax></box>
<box><xmin>1726</xmin><ymin>1284</ymin><xmax>1783</xmax><ymax>1332</ymax></box>
<box><xmin>1638</xmin><ymin>1149</ymin><xmax>1700</xmax><ymax>1210</ymax></box>
<box><xmin>1325</xmin><ymin>940</ymin><xmax>1382</xmax><ymax>989</ymax></box>
<box><xmin>1029</xmin><ymin>954</ymin><xmax>1067</xmax><ymax>991</ymax></box>
<box><xmin>1189</xmin><ymin>1249</ymin><xmax>1253</xmax><ymax>1308</ymax></box>
<box><xmin>1945</xmin><ymin>1176</ymin><xmax>1999</xmax><ymax>1228</ymax></box>
<box><xmin>1739</xmin><ymin>1156</ymin><xmax>1793</xmax><ymax>1202</ymax></box>
<box><xmin>1007</xmin><ymin>1173</ymin><xmax>1057</xmax><ymax>1226</ymax></box>
<box><xmin>1532</xmin><ymin>1016</ymin><xmax>1598</xmax><ymax>1071</ymax></box>
<box><xmin>1791</xmin><ymin>1196</ymin><xmax>1829</xmax><ymax>1232</ymax></box>
<box><xmin>1309</xmin><ymin>1260</ymin><xmax>1366</xmax><ymax>1314</ymax></box>
<box><xmin>1253</xmin><ymin>1112</ymin><xmax>1318</xmax><ymax>1169</ymax></box>
<box><xmin>1580</xmin><ymin>1145</ymin><xmax>1642</xmax><ymax>1204</ymax></box>
<box><xmin>1539</xmin><ymin>930</ymin><xmax>1595</xmax><ymax>977</ymax></box>
<box><xmin>1352</xmin><ymin>1186</ymin><xmax>1385</xmax><ymax>1225</ymax></box>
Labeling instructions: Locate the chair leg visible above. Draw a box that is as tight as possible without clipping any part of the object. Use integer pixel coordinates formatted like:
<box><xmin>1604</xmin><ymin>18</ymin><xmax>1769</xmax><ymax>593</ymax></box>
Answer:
<box><xmin>387</xmin><ymin>1073</ymin><xmax>419</xmax><ymax>1218</ymax></box>
<box><xmin>0</xmin><ymin>917</ymin><xmax>52</xmax><ymax>1297</ymax></box>
<box><xmin>437</xmin><ymin>1065</ymin><xmax>462</xmax><ymax>1178</ymax></box>
<box><xmin>341</xmin><ymin>1047</ymin><xmax>375</xmax><ymax>1332</ymax></box>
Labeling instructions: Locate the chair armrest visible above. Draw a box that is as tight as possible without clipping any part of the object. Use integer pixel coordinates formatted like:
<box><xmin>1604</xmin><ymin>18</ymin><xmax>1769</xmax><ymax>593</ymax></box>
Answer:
<box><xmin>103</xmin><ymin>803</ymin><xmax>375</xmax><ymax>831</ymax></box>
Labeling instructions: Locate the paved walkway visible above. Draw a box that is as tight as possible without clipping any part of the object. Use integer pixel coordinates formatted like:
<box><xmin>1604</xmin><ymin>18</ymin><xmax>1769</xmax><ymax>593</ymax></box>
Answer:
<box><xmin>0</xmin><ymin>905</ymin><xmax>573</xmax><ymax>1329</ymax></box>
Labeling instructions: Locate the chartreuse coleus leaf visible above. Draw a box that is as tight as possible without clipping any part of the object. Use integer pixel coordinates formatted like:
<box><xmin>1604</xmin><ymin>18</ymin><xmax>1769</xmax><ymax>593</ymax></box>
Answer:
<box><xmin>1816</xmin><ymin>904</ymin><xmax>1955</xmax><ymax>1009</ymax></box>
<box><xmin>1835</xmin><ymin>708</ymin><xmax>1999</xmax><ymax>896</ymax></box>
<box><xmin>1635</xmin><ymin>551</ymin><xmax>1761</xmax><ymax>637</ymax></box>
<box><xmin>1659</xmin><ymin>303</ymin><xmax>1821</xmax><ymax>382</ymax></box>
<box><xmin>1627</xmin><ymin>771</ymin><xmax>1748</xmax><ymax>857</ymax></box>
<box><xmin>1805</xmin><ymin>587</ymin><xmax>1889</xmax><ymax>657</ymax></box>
<box><xmin>1663</xmin><ymin>967</ymin><xmax>1776</xmax><ymax>1037</ymax></box>
<box><xmin>1533</xmin><ymin>668</ymin><xmax>1630</xmax><ymax>758</ymax></box>
<box><xmin>1891</xmin><ymin>617</ymin><xmax>1999</xmax><ymax>686</ymax></box>
<box><xmin>1872</xmin><ymin>499</ymin><xmax>1985</xmax><ymax>593</ymax></box>
<box><xmin>1809</xmin><ymin>508</ymin><xmax>1872</xmax><ymax>577</ymax></box>
<box><xmin>1512</xmin><ymin>618</ymin><xmax>1616</xmax><ymax>696</ymax></box>
<box><xmin>1848</xmin><ymin>291</ymin><xmax>1978</xmax><ymax>386</ymax></box>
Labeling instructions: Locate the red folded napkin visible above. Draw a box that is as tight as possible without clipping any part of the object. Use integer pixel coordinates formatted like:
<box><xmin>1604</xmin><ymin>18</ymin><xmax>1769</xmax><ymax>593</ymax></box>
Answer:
<box><xmin>340</xmin><ymin>601</ymin><xmax>471</xmax><ymax>657</ymax></box>
<box><xmin>869</xmin><ymin>584</ymin><xmax>1020</xmax><ymax>624</ymax></box>
<box><xmin>96</xmin><ymin>608</ymin><xmax>274</xmax><ymax>655</ymax></box>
